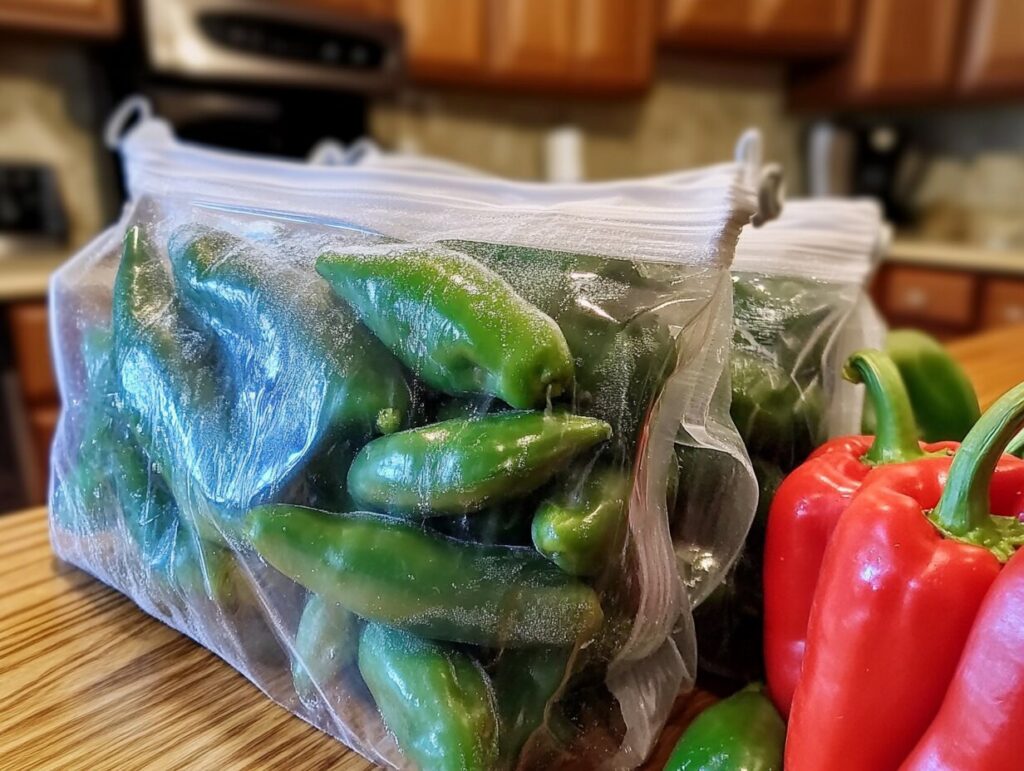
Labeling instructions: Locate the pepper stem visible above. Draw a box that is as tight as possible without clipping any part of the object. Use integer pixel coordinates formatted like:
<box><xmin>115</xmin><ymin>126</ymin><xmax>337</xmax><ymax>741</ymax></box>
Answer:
<box><xmin>843</xmin><ymin>350</ymin><xmax>925</xmax><ymax>465</ymax></box>
<box><xmin>933</xmin><ymin>381</ymin><xmax>1024</xmax><ymax>536</ymax></box>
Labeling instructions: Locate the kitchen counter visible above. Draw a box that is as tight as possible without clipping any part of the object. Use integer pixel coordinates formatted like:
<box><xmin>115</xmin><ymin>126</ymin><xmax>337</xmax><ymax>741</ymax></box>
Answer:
<box><xmin>0</xmin><ymin>254</ymin><xmax>66</xmax><ymax>302</ymax></box>
<box><xmin>4</xmin><ymin>324</ymin><xmax>1024</xmax><ymax>770</ymax></box>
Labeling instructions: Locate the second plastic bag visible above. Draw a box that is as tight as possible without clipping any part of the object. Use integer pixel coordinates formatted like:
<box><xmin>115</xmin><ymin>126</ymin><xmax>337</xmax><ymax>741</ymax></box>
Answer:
<box><xmin>49</xmin><ymin>112</ymin><xmax>758</xmax><ymax>770</ymax></box>
<box><xmin>688</xmin><ymin>197</ymin><xmax>887</xmax><ymax>688</ymax></box>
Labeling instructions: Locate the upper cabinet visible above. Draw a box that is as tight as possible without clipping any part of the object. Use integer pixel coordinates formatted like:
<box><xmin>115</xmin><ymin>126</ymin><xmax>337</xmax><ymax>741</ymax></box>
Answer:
<box><xmin>399</xmin><ymin>0</ymin><xmax>488</xmax><ymax>78</ymax></box>
<box><xmin>660</xmin><ymin>0</ymin><xmax>855</xmax><ymax>56</ymax></box>
<box><xmin>0</xmin><ymin>0</ymin><xmax>120</xmax><ymax>37</ymax></box>
<box><xmin>789</xmin><ymin>0</ymin><xmax>965</xmax><ymax>108</ymax></box>
<box><xmin>959</xmin><ymin>0</ymin><xmax>1024</xmax><ymax>95</ymax></box>
<box><xmin>399</xmin><ymin>0</ymin><xmax>655</xmax><ymax>92</ymax></box>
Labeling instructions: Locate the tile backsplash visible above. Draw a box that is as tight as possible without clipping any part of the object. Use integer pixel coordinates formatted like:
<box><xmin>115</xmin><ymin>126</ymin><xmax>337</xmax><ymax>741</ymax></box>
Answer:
<box><xmin>371</xmin><ymin>55</ymin><xmax>803</xmax><ymax>188</ymax></box>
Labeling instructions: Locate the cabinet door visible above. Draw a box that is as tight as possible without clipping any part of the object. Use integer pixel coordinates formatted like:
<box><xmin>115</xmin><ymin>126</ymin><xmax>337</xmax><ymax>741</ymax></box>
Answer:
<box><xmin>0</xmin><ymin>0</ymin><xmax>119</xmax><ymax>36</ymax></box>
<box><xmin>489</xmin><ymin>0</ymin><xmax>573</xmax><ymax>80</ymax></box>
<box><xmin>790</xmin><ymin>0</ymin><xmax>963</xmax><ymax>107</ymax></box>
<box><xmin>400</xmin><ymin>0</ymin><xmax>486</xmax><ymax>77</ymax></box>
<box><xmin>754</xmin><ymin>0</ymin><xmax>855</xmax><ymax>50</ymax></box>
<box><xmin>661</xmin><ymin>0</ymin><xmax>852</xmax><ymax>54</ymax></box>
<box><xmin>661</xmin><ymin>0</ymin><xmax>753</xmax><ymax>43</ymax></box>
<box><xmin>960</xmin><ymin>0</ymin><xmax>1024</xmax><ymax>94</ymax></box>
<box><xmin>572</xmin><ymin>0</ymin><xmax>654</xmax><ymax>88</ymax></box>
<box><xmin>852</xmin><ymin>0</ymin><xmax>963</xmax><ymax>97</ymax></box>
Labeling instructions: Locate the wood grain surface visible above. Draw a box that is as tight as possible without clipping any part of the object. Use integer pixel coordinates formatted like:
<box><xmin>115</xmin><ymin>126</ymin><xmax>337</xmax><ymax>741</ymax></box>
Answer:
<box><xmin>3</xmin><ymin>323</ymin><xmax>1021</xmax><ymax>770</ymax></box>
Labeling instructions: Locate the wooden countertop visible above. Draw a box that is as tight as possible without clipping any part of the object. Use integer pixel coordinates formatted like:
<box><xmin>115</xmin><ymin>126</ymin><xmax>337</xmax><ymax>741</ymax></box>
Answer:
<box><xmin>4</xmin><ymin>324</ymin><xmax>1024</xmax><ymax>770</ymax></box>
<box><xmin>887</xmin><ymin>239</ymin><xmax>1024</xmax><ymax>276</ymax></box>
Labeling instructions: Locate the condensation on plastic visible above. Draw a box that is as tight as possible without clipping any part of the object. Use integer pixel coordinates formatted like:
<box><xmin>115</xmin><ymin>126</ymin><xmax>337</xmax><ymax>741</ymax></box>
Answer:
<box><xmin>49</xmin><ymin>115</ymin><xmax>757</xmax><ymax>770</ymax></box>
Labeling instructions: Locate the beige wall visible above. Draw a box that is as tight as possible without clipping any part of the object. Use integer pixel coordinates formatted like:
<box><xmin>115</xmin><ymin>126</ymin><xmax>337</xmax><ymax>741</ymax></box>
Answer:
<box><xmin>0</xmin><ymin>44</ymin><xmax>110</xmax><ymax>250</ymax></box>
<box><xmin>371</xmin><ymin>55</ymin><xmax>804</xmax><ymax>189</ymax></box>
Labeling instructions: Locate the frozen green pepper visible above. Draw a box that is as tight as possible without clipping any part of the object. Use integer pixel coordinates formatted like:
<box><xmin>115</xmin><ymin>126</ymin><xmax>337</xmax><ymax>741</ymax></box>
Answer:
<box><xmin>170</xmin><ymin>225</ymin><xmax>411</xmax><ymax>438</ymax></box>
<box><xmin>52</xmin><ymin>326</ymin><xmax>118</xmax><ymax>534</ymax></box>
<box><xmin>532</xmin><ymin>467</ymin><xmax>630</xmax><ymax>577</ymax></box>
<box><xmin>247</xmin><ymin>504</ymin><xmax>603</xmax><ymax>647</ymax></box>
<box><xmin>113</xmin><ymin>225</ymin><xmax>410</xmax><ymax>520</ymax></box>
<box><xmin>291</xmin><ymin>592</ymin><xmax>359</xmax><ymax>708</ymax></box>
<box><xmin>316</xmin><ymin>244</ymin><xmax>574</xmax><ymax>410</ymax></box>
<box><xmin>492</xmin><ymin>647</ymin><xmax>570</xmax><ymax>767</ymax></box>
<box><xmin>359</xmin><ymin>623</ymin><xmax>499</xmax><ymax>771</ymax></box>
<box><xmin>347</xmin><ymin>411</ymin><xmax>612</xmax><ymax>516</ymax></box>
<box><xmin>664</xmin><ymin>684</ymin><xmax>785</xmax><ymax>771</ymax></box>
<box><xmin>730</xmin><ymin>350</ymin><xmax>823</xmax><ymax>471</ymax></box>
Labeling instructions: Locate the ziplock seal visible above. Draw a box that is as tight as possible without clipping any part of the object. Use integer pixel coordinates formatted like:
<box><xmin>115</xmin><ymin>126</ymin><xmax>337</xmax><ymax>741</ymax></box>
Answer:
<box><xmin>117</xmin><ymin>114</ymin><xmax>757</xmax><ymax>268</ymax></box>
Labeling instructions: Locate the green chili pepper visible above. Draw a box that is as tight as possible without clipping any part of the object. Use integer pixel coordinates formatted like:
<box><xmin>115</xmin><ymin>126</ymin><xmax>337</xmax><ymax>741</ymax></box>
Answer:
<box><xmin>111</xmin><ymin>428</ymin><xmax>242</xmax><ymax>609</ymax></box>
<box><xmin>113</xmin><ymin>226</ymin><xmax>410</xmax><ymax>520</ymax></box>
<box><xmin>247</xmin><ymin>504</ymin><xmax>603</xmax><ymax>648</ymax></box>
<box><xmin>664</xmin><ymin>684</ymin><xmax>785</xmax><ymax>771</ymax></box>
<box><xmin>492</xmin><ymin>647</ymin><xmax>570</xmax><ymax>767</ymax></box>
<box><xmin>316</xmin><ymin>244</ymin><xmax>574</xmax><ymax>410</ymax></box>
<box><xmin>52</xmin><ymin>326</ymin><xmax>118</xmax><ymax>535</ymax></box>
<box><xmin>730</xmin><ymin>350</ymin><xmax>822</xmax><ymax>471</ymax></box>
<box><xmin>432</xmin><ymin>499</ymin><xmax>535</xmax><ymax>547</ymax></box>
<box><xmin>170</xmin><ymin>225</ymin><xmax>411</xmax><ymax>438</ymax></box>
<box><xmin>347</xmin><ymin>411</ymin><xmax>612</xmax><ymax>517</ymax></box>
<box><xmin>874</xmin><ymin>329</ymin><xmax>981</xmax><ymax>442</ymax></box>
<box><xmin>532</xmin><ymin>466</ymin><xmax>630</xmax><ymax>577</ymax></box>
<box><xmin>358</xmin><ymin>623</ymin><xmax>499</xmax><ymax>771</ymax></box>
<box><xmin>291</xmin><ymin>592</ymin><xmax>359</xmax><ymax>708</ymax></box>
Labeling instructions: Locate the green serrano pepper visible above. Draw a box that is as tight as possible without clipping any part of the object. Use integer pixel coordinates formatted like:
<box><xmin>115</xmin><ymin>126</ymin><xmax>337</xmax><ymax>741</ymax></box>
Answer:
<box><xmin>532</xmin><ymin>466</ymin><xmax>630</xmax><ymax>577</ymax></box>
<box><xmin>348</xmin><ymin>411</ymin><xmax>612</xmax><ymax>516</ymax></box>
<box><xmin>291</xmin><ymin>592</ymin><xmax>359</xmax><ymax>708</ymax></box>
<box><xmin>664</xmin><ymin>684</ymin><xmax>785</xmax><ymax>771</ymax></box>
<box><xmin>492</xmin><ymin>647</ymin><xmax>570</xmax><ymax>767</ymax></box>
<box><xmin>358</xmin><ymin>623</ymin><xmax>499</xmax><ymax>771</ymax></box>
<box><xmin>316</xmin><ymin>244</ymin><xmax>574</xmax><ymax>410</ymax></box>
<box><xmin>113</xmin><ymin>225</ymin><xmax>410</xmax><ymax>519</ymax></box>
<box><xmin>247</xmin><ymin>504</ymin><xmax>603</xmax><ymax>647</ymax></box>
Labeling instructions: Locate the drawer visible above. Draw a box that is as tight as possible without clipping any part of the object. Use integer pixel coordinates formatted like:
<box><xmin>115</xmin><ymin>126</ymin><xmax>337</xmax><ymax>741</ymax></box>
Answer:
<box><xmin>981</xmin><ymin>277</ymin><xmax>1024</xmax><ymax>329</ymax></box>
<box><xmin>882</xmin><ymin>266</ymin><xmax>977</xmax><ymax>327</ymax></box>
<box><xmin>7</xmin><ymin>301</ymin><xmax>57</xmax><ymax>405</ymax></box>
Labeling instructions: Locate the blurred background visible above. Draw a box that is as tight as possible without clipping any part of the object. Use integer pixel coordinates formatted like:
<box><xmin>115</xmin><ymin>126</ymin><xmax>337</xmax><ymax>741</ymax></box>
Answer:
<box><xmin>1</xmin><ymin>0</ymin><xmax>1022</xmax><ymax>511</ymax></box>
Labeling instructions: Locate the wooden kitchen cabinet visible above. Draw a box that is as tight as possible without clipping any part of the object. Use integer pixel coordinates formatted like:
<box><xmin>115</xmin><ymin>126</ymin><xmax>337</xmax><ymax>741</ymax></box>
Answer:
<box><xmin>959</xmin><ymin>0</ymin><xmax>1024</xmax><ymax>95</ymax></box>
<box><xmin>399</xmin><ymin>0</ymin><xmax>487</xmax><ymax>77</ymax></box>
<box><xmin>490</xmin><ymin>0</ymin><xmax>573</xmax><ymax>80</ymax></box>
<box><xmin>790</xmin><ymin>0</ymin><xmax>964</xmax><ymax>108</ymax></box>
<box><xmin>661</xmin><ymin>0</ymin><xmax>855</xmax><ymax>55</ymax></box>
<box><xmin>400</xmin><ymin>0</ymin><xmax>655</xmax><ymax>92</ymax></box>
<box><xmin>981</xmin><ymin>277</ymin><xmax>1024</xmax><ymax>329</ymax></box>
<box><xmin>0</xmin><ymin>0</ymin><xmax>120</xmax><ymax>37</ymax></box>
<box><xmin>877</xmin><ymin>265</ymin><xmax>977</xmax><ymax>330</ymax></box>
<box><xmin>7</xmin><ymin>301</ymin><xmax>59</xmax><ymax>505</ymax></box>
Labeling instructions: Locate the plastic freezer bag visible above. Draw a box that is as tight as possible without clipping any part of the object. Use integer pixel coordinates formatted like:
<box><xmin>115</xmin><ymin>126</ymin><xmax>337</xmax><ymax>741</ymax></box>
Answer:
<box><xmin>49</xmin><ymin>113</ymin><xmax>757</xmax><ymax>770</ymax></box>
<box><xmin>688</xmin><ymin>197</ymin><xmax>887</xmax><ymax>688</ymax></box>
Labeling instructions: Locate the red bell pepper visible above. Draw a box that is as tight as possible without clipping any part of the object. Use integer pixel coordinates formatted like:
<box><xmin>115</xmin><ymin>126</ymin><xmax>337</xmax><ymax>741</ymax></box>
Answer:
<box><xmin>901</xmin><ymin>546</ymin><xmax>1024</xmax><ymax>771</ymax></box>
<box><xmin>785</xmin><ymin>381</ymin><xmax>1024</xmax><ymax>771</ymax></box>
<box><xmin>763</xmin><ymin>350</ymin><xmax>952</xmax><ymax>717</ymax></box>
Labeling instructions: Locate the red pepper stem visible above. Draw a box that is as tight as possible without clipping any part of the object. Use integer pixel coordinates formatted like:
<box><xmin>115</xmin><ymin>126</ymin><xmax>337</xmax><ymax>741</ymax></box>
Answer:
<box><xmin>842</xmin><ymin>350</ymin><xmax>925</xmax><ymax>466</ymax></box>
<box><xmin>933</xmin><ymin>381</ymin><xmax>1024</xmax><ymax>536</ymax></box>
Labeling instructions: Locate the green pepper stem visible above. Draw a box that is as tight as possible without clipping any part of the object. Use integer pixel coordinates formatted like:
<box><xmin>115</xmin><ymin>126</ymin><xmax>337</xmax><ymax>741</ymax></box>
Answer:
<box><xmin>1008</xmin><ymin>428</ymin><xmax>1024</xmax><ymax>459</ymax></box>
<box><xmin>843</xmin><ymin>350</ymin><xmax>925</xmax><ymax>465</ymax></box>
<box><xmin>933</xmin><ymin>382</ymin><xmax>1024</xmax><ymax>535</ymax></box>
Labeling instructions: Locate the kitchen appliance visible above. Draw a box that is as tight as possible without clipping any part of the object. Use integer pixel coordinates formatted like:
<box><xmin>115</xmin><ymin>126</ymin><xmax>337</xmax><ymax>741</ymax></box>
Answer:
<box><xmin>103</xmin><ymin>0</ymin><xmax>404</xmax><ymax>158</ymax></box>
<box><xmin>0</xmin><ymin>164</ymin><xmax>68</xmax><ymax>259</ymax></box>
<box><xmin>806</xmin><ymin>121</ymin><xmax>926</xmax><ymax>226</ymax></box>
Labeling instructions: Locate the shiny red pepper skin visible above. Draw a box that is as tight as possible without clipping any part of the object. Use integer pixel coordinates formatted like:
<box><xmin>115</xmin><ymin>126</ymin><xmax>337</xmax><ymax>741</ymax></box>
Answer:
<box><xmin>762</xmin><ymin>436</ymin><xmax>956</xmax><ymax>717</ymax></box>
<box><xmin>785</xmin><ymin>453</ymin><xmax>1024</xmax><ymax>771</ymax></box>
<box><xmin>902</xmin><ymin>547</ymin><xmax>1024</xmax><ymax>771</ymax></box>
